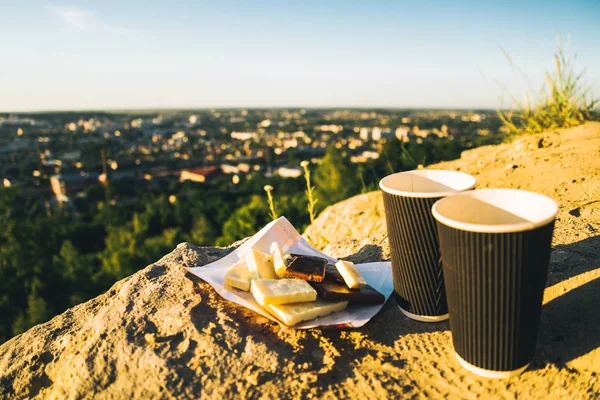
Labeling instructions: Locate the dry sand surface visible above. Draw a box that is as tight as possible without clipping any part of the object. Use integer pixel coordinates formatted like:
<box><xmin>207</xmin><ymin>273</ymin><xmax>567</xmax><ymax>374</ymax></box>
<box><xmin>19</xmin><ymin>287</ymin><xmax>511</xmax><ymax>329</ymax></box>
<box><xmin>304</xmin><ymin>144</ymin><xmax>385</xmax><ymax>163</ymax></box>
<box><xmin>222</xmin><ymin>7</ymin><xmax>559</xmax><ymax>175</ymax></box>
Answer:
<box><xmin>0</xmin><ymin>123</ymin><xmax>599</xmax><ymax>399</ymax></box>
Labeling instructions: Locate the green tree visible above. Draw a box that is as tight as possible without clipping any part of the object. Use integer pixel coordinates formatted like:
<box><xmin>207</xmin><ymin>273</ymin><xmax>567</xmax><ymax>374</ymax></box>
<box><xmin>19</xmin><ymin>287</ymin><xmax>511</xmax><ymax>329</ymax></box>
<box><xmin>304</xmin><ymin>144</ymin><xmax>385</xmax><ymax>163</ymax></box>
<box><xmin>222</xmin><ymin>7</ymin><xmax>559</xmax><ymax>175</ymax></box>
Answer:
<box><xmin>53</xmin><ymin>240</ymin><xmax>99</xmax><ymax>307</ymax></box>
<box><xmin>143</xmin><ymin>228</ymin><xmax>181</xmax><ymax>263</ymax></box>
<box><xmin>313</xmin><ymin>145</ymin><xmax>359</xmax><ymax>206</ymax></box>
<box><xmin>186</xmin><ymin>215</ymin><xmax>215</xmax><ymax>246</ymax></box>
<box><xmin>377</xmin><ymin>137</ymin><xmax>420</xmax><ymax>174</ymax></box>
<box><xmin>11</xmin><ymin>279</ymin><xmax>50</xmax><ymax>336</ymax></box>
<box><xmin>100</xmin><ymin>213</ymin><xmax>146</xmax><ymax>280</ymax></box>
<box><xmin>100</xmin><ymin>211</ymin><xmax>182</xmax><ymax>284</ymax></box>
<box><xmin>216</xmin><ymin>195</ymin><xmax>268</xmax><ymax>246</ymax></box>
<box><xmin>277</xmin><ymin>194</ymin><xmax>310</xmax><ymax>231</ymax></box>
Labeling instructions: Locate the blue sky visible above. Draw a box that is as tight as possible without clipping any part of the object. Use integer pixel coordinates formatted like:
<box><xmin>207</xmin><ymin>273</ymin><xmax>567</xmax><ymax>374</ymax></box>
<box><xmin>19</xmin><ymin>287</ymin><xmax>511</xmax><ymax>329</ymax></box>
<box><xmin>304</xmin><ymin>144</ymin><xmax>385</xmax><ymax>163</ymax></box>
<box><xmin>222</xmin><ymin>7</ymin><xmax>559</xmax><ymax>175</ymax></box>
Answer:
<box><xmin>1</xmin><ymin>0</ymin><xmax>599</xmax><ymax>111</ymax></box>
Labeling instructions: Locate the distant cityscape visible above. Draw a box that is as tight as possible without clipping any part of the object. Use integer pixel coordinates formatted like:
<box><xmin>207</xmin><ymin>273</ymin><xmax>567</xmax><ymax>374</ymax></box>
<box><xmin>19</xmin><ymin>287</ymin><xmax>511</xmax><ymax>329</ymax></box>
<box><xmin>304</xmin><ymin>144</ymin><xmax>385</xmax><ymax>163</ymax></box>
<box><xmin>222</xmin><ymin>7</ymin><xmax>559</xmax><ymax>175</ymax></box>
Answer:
<box><xmin>0</xmin><ymin>108</ymin><xmax>504</xmax><ymax>205</ymax></box>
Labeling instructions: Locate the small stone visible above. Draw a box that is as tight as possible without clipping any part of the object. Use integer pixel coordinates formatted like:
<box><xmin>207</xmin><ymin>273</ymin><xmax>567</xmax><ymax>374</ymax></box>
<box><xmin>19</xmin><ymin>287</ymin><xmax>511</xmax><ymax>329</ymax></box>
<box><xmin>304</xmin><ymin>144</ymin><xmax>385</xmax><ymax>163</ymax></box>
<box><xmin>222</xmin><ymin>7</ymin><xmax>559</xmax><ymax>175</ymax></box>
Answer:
<box><xmin>246</xmin><ymin>373</ymin><xmax>259</xmax><ymax>386</ymax></box>
<box><xmin>538</xmin><ymin>137</ymin><xmax>553</xmax><ymax>148</ymax></box>
<box><xmin>144</xmin><ymin>333</ymin><xmax>156</xmax><ymax>344</ymax></box>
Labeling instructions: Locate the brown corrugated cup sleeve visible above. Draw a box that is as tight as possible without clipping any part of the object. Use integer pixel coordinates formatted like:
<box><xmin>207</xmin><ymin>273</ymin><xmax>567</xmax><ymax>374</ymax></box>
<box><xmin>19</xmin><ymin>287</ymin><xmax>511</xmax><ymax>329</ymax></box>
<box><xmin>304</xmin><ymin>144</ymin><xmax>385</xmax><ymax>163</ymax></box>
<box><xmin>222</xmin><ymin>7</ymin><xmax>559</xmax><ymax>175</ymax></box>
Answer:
<box><xmin>432</xmin><ymin>188</ymin><xmax>558</xmax><ymax>378</ymax></box>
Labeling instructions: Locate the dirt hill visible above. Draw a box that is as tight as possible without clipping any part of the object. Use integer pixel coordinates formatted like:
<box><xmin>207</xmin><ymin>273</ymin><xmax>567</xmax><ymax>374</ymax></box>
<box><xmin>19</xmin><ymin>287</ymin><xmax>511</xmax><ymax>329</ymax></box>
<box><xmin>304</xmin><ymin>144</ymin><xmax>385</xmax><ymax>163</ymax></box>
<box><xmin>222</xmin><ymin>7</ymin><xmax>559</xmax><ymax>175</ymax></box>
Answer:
<box><xmin>1</xmin><ymin>123</ymin><xmax>599</xmax><ymax>399</ymax></box>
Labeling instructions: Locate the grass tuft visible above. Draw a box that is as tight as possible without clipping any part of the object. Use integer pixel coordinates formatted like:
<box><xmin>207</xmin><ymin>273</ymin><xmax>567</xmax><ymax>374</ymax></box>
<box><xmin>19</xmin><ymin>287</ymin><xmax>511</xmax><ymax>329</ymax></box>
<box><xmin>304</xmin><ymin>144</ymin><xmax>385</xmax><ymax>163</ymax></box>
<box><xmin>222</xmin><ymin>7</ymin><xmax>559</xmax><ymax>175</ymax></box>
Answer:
<box><xmin>498</xmin><ymin>35</ymin><xmax>598</xmax><ymax>136</ymax></box>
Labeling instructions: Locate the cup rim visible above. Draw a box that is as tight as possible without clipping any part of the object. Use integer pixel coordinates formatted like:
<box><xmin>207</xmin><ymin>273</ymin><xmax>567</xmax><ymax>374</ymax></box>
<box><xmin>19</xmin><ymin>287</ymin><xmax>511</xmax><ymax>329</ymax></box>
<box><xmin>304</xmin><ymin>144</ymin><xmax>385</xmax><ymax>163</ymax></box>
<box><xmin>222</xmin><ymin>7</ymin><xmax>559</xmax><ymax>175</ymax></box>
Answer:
<box><xmin>432</xmin><ymin>188</ymin><xmax>559</xmax><ymax>233</ymax></box>
<box><xmin>379</xmin><ymin>169</ymin><xmax>477</xmax><ymax>198</ymax></box>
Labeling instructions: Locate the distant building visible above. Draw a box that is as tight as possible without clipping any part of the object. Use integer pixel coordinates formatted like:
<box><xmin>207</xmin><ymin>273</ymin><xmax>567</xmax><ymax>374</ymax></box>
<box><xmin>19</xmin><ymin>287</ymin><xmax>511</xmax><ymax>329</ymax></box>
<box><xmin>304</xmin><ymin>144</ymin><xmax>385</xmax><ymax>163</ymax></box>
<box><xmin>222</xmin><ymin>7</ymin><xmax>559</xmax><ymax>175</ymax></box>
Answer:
<box><xmin>130</xmin><ymin>118</ymin><xmax>143</xmax><ymax>128</ymax></box>
<box><xmin>0</xmin><ymin>116</ymin><xmax>35</xmax><ymax>127</ymax></box>
<box><xmin>361</xmin><ymin>151</ymin><xmax>380</xmax><ymax>160</ymax></box>
<box><xmin>350</xmin><ymin>155</ymin><xmax>367</xmax><ymax>163</ymax></box>
<box><xmin>60</xmin><ymin>150</ymin><xmax>82</xmax><ymax>162</ymax></box>
<box><xmin>359</xmin><ymin>128</ymin><xmax>370</xmax><ymax>141</ymax></box>
<box><xmin>231</xmin><ymin>132</ymin><xmax>258</xmax><ymax>141</ymax></box>
<box><xmin>410</xmin><ymin>126</ymin><xmax>430</xmax><ymax>138</ymax></box>
<box><xmin>237</xmin><ymin>163</ymin><xmax>251</xmax><ymax>173</ymax></box>
<box><xmin>319</xmin><ymin>125</ymin><xmax>342</xmax><ymax>134</ymax></box>
<box><xmin>179</xmin><ymin>166</ymin><xmax>222</xmax><ymax>183</ymax></box>
<box><xmin>50</xmin><ymin>173</ymin><xmax>101</xmax><ymax>202</ymax></box>
<box><xmin>0</xmin><ymin>140</ymin><xmax>30</xmax><ymax>154</ymax></box>
<box><xmin>276</xmin><ymin>167</ymin><xmax>302</xmax><ymax>178</ymax></box>
<box><xmin>395</xmin><ymin>127</ymin><xmax>410</xmax><ymax>142</ymax></box>
<box><xmin>221</xmin><ymin>164</ymin><xmax>239</xmax><ymax>174</ymax></box>
<box><xmin>372</xmin><ymin>127</ymin><xmax>382</xmax><ymax>141</ymax></box>
<box><xmin>283</xmin><ymin>138</ymin><xmax>298</xmax><ymax>149</ymax></box>
<box><xmin>440</xmin><ymin>124</ymin><xmax>448</xmax><ymax>135</ymax></box>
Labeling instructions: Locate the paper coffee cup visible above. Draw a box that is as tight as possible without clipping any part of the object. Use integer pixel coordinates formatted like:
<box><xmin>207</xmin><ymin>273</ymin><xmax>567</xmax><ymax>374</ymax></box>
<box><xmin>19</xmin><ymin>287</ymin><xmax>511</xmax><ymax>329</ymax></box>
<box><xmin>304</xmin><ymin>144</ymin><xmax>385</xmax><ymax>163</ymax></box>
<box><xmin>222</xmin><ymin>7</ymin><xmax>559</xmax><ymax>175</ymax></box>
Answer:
<box><xmin>380</xmin><ymin>170</ymin><xmax>476</xmax><ymax>322</ymax></box>
<box><xmin>432</xmin><ymin>188</ymin><xmax>558</xmax><ymax>378</ymax></box>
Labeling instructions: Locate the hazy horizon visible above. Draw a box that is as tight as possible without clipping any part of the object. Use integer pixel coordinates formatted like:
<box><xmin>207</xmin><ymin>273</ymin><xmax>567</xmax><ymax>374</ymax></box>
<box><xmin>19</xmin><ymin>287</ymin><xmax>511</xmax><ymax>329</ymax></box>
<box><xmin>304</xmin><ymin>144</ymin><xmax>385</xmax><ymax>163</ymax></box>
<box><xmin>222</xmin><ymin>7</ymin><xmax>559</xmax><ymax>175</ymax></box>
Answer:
<box><xmin>2</xmin><ymin>0</ymin><xmax>599</xmax><ymax>112</ymax></box>
<box><xmin>1</xmin><ymin>105</ymin><xmax>502</xmax><ymax>114</ymax></box>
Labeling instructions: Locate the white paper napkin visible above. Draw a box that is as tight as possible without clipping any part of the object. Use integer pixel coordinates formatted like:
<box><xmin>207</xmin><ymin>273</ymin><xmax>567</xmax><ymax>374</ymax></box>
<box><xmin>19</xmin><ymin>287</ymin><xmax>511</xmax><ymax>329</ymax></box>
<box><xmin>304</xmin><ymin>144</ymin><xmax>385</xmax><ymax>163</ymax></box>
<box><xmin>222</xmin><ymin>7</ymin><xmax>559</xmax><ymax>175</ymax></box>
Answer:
<box><xmin>187</xmin><ymin>217</ymin><xmax>394</xmax><ymax>329</ymax></box>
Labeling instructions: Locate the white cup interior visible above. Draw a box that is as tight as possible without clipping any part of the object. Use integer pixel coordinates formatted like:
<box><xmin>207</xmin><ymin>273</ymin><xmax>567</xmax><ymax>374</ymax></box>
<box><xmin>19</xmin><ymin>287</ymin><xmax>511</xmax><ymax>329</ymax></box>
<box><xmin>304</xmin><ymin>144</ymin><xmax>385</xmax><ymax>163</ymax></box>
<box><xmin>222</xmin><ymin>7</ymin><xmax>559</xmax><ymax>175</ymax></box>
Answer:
<box><xmin>379</xmin><ymin>169</ymin><xmax>477</xmax><ymax>198</ymax></box>
<box><xmin>432</xmin><ymin>188</ymin><xmax>559</xmax><ymax>233</ymax></box>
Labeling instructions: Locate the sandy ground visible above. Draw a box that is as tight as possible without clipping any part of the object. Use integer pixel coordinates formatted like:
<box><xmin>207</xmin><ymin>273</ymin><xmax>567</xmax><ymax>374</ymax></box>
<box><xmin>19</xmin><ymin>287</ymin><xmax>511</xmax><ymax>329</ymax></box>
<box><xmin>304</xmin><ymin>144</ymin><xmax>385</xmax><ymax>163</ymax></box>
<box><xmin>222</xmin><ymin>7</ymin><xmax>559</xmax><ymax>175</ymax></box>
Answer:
<box><xmin>0</xmin><ymin>123</ymin><xmax>598</xmax><ymax>399</ymax></box>
<box><xmin>307</xmin><ymin>122</ymin><xmax>600</xmax><ymax>394</ymax></box>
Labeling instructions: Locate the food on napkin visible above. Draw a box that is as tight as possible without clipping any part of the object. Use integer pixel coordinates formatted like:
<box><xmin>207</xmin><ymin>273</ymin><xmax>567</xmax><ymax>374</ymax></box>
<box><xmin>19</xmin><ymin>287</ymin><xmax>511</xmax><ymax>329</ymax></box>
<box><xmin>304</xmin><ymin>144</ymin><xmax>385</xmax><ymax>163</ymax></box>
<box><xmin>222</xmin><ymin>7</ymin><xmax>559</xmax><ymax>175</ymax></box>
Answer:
<box><xmin>324</xmin><ymin>264</ymin><xmax>345</xmax><ymax>284</ymax></box>
<box><xmin>191</xmin><ymin>217</ymin><xmax>393</xmax><ymax>329</ymax></box>
<box><xmin>264</xmin><ymin>299</ymin><xmax>348</xmax><ymax>326</ymax></box>
<box><xmin>223</xmin><ymin>240</ymin><xmax>386</xmax><ymax>326</ymax></box>
<box><xmin>335</xmin><ymin>260</ymin><xmax>367</xmax><ymax>289</ymax></box>
<box><xmin>282</xmin><ymin>254</ymin><xmax>327</xmax><ymax>282</ymax></box>
<box><xmin>310</xmin><ymin>281</ymin><xmax>385</xmax><ymax>304</ymax></box>
<box><xmin>270</xmin><ymin>242</ymin><xmax>288</xmax><ymax>278</ymax></box>
<box><xmin>250</xmin><ymin>279</ymin><xmax>317</xmax><ymax>306</ymax></box>
<box><xmin>224</xmin><ymin>262</ymin><xmax>252</xmax><ymax>291</ymax></box>
<box><xmin>246</xmin><ymin>249</ymin><xmax>277</xmax><ymax>279</ymax></box>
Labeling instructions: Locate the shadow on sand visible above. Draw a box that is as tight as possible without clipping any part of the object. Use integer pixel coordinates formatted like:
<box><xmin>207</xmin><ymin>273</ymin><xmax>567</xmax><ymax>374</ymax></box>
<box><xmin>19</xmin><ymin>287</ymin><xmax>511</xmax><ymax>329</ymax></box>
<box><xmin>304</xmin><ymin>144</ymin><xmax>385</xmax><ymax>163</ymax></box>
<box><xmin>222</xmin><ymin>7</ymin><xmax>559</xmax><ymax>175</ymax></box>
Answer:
<box><xmin>355</xmin><ymin>234</ymin><xmax>600</xmax><ymax>371</ymax></box>
<box><xmin>536</xmin><ymin>235</ymin><xmax>600</xmax><ymax>369</ymax></box>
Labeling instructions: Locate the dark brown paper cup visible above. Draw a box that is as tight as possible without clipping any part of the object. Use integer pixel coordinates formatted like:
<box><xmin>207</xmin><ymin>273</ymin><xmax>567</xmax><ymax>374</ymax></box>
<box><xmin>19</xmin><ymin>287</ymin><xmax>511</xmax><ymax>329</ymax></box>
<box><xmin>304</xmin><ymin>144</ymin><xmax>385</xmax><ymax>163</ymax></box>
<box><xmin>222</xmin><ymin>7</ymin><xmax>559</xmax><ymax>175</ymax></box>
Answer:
<box><xmin>380</xmin><ymin>170</ymin><xmax>476</xmax><ymax>322</ymax></box>
<box><xmin>432</xmin><ymin>188</ymin><xmax>558</xmax><ymax>378</ymax></box>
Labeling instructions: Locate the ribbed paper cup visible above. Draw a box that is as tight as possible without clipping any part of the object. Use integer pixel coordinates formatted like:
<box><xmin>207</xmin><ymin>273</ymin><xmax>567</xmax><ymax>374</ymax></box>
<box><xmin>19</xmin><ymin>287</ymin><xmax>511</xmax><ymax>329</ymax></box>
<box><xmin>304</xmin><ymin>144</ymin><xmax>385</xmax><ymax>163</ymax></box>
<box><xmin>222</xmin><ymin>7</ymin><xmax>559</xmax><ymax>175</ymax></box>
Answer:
<box><xmin>432</xmin><ymin>188</ymin><xmax>558</xmax><ymax>378</ymax></box>
<box><xmin>380</xmin><ymin>170</ymin><xmax>476</xmax><ymax>322</ymax></box>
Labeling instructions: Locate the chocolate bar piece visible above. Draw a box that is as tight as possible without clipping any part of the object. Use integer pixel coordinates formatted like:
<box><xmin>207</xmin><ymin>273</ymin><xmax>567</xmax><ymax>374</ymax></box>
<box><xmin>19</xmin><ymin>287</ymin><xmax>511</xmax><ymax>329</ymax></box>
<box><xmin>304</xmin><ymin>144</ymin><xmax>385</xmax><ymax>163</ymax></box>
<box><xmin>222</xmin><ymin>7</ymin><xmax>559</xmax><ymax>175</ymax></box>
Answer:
<box><xmin>310</xmin><ymin>281</ymin><xmax>385</xmax><ymax>304</ymax></box>
<box><xmin>325</xmin><ymin>264</ymin><xmax>346</xmax><ymax>284</ymax></box>
<box><xmin>282</xmin><ymin>254</ymin><xmax>327</xmax><ymax>282</ymax></box>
